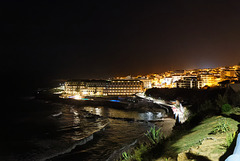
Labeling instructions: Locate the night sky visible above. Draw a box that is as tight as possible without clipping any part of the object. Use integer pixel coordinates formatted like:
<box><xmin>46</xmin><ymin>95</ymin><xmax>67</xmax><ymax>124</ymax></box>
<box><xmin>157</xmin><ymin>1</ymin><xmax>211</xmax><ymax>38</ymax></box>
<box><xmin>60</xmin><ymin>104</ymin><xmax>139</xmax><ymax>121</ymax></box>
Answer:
<box><xmin>2</xmin><ymin>0</ymin><xmax>240</xmax><ymax>90</ymax></box>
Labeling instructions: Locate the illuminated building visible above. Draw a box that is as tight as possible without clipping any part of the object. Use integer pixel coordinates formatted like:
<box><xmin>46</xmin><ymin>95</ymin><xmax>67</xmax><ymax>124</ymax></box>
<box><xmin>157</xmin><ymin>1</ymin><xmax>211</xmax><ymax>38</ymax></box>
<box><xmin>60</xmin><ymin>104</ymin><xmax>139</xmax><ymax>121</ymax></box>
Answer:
<box><xmin>64</xmin><ymin>79</ymin><xmax>144</xmax><ymax>97</ymax></box>
<box><xmin>219</xmin><ymin>66</ymin><xmax>238</xmax><ymax>82</ymax></box>
<box><xmin>64</xmin><ymin>64</ymin><xmax>240</xmax><ymax>96</ymax></box>
<box><xmin>113</xmin><ymin>75</ymin><xmax>151</xmax><ymax>89</ymax></box>
<box><xmin>176</xmin><ymin>76</ymin><xmax>203</xmax><ymax>89</ymax></box>
<box><xmin>106</xmin><ymin>80</ymin><xmax>144</xmax><ymax>96</ymax></box>
<box><xmin>65</xmin><ymin>80</ymin><xmax>107</xmax><ymax>97</ymax></box>
<box><xmin>64</xmin><ymin>81</ymin><xmax>83</xmax><ymax>95</ymax></box>
<box><xmin>225</xmin><ymin>69</ymin><xmax>236</xmax><ymax>77</ymax></box>
<box><xmin>160</xmin><ymin>75</ymin><xmax>182</xmax><ymax>88</ymax></box>
<box><xmin>81</xmin><ymin>80</ymin><xmax>107</xmax><ymax>96</ymax></box>
<box><xmin>199</xmin><ymin>73</ymin><xmax>221</xmax><ymax>87</ymax></box>
<box><xmin>137</xmin><ymin>78</ymin><xmax>152</xmax><ymax>89</ymax></box>
<box><xmin>233</xmin><ymin>65</ymin><xmax>240</xmax><ymax>69</ymax></box>
<box><xmin>161</xmin><ymin>77</ymin><xmax>173</xmax><ymax>88</ymax></box>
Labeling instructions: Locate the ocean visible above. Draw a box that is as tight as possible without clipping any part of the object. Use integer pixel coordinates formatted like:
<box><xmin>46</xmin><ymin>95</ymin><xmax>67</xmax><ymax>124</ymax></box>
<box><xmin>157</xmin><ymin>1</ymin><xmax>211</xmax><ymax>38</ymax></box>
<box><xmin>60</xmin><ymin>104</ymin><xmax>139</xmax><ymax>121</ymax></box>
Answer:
<box><xmin>0</xmin><ymin>97</ymin><xmax>165</xmax><ymax>161</ymax></box>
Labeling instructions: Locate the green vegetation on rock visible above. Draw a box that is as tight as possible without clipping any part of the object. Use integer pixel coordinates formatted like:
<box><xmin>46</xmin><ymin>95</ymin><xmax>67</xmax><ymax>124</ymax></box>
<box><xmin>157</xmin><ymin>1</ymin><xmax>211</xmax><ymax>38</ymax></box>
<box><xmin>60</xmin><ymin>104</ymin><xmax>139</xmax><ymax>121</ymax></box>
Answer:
<box><xmin>119</xmin><ymin>87</ymin><xmax>240</xmax><ymax>161</ymax></box>
<box><xmin>209</xmin><ymin>118</ymin><xmax>231</xmax><ymax>134</ymax></box>
<box><xmin>145</xmin><ymin>126</ymin><xmax>163</xmax><ymax>145</ymax></box>
<box><xmin>159</xmin><ymin>116</ymin><xmax>239</xmax><ymax>161</ymax></box>
<box><xmin>122</xmin><ymin>151</ymin><xmax>132</xmax><ymax>161</ymax></box>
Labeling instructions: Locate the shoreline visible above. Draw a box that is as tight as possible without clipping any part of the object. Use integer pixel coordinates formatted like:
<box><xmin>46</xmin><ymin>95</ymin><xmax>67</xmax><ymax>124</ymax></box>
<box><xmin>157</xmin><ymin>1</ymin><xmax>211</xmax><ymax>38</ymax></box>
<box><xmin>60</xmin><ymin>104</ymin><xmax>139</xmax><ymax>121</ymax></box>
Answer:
<box><xmin>45</xmin><ymin>121</ymin><xmax>109</xmax><ymax>161</ymax></box>
<box><xmin>34</xmin><ymin>93</ymin><xmax>176</xmax><ymax>161</ymax></box>
<box><xmin>36</xmin><ymin>93</ymin><xmax>171</xmax><ymax>115</ymax></box>
<box><xmin>106</xmin><ymin>117</ymin><xmax>176</xmax><ymax>161</ymax></box>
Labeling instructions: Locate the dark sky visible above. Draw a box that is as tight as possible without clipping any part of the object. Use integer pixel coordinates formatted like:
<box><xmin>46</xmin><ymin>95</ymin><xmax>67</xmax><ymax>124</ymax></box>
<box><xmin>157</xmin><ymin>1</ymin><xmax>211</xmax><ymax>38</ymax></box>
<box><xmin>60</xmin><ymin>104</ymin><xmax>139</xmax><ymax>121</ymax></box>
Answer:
<box><xmin>2</xmin><ymin>0</ymin><xmax>240</xmax><ymax>87</ymax></box>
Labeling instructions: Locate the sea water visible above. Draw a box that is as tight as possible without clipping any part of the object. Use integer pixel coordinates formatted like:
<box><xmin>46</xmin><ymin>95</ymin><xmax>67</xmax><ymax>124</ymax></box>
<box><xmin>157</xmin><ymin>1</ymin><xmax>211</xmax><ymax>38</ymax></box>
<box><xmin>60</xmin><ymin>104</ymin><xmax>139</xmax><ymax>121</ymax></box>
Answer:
<box><xmin>0</xmin><ymin>98</ymin><xmax>164</xmax><ymax>161</ymax></box>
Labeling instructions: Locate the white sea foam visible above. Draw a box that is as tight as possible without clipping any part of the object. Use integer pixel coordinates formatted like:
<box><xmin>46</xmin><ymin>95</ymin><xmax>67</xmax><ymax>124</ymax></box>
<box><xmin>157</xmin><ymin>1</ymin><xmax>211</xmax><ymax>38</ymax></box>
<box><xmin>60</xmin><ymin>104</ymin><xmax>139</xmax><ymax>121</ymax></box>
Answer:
<box><xmin>52</xmin><ymin>112</ymin><xmax>62</xmax><ymax>117</ymax></box>
<box><xmin>40</xmin><ymin>123</ymin><xmax>108</xmax><ymax>161</ymax></box>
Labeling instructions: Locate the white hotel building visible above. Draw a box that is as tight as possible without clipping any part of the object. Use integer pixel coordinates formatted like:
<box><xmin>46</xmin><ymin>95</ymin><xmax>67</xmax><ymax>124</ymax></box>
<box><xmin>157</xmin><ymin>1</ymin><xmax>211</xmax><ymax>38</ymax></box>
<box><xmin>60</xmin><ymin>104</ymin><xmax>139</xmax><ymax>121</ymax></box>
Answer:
<box><xmin>64</xmin><ymin>79</ymin><xmax>144</xmax><ymax>97</ymax></box>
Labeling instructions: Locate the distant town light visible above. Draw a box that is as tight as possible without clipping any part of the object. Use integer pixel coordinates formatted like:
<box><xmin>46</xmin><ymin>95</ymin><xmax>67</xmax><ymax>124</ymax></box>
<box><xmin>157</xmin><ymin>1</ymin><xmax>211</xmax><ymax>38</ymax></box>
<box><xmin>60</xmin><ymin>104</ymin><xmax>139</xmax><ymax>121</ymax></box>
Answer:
<box><xmin>74</xmin><ymin>95</ymin><xmax>82</xmax><ymax>100</ymax></box>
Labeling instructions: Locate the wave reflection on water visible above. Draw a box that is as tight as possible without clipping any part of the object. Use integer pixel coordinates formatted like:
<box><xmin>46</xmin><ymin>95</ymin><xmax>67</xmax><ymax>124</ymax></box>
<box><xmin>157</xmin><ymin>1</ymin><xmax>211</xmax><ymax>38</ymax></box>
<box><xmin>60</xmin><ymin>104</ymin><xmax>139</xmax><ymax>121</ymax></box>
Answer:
<box><xmin>0</xmin><ymin>100</ymin><xmax>108</xmax><ymax>161</ymax></box>
<box><xmin>52</xmin><ymin>119</ymin><xmax>153</xmax><ymax>161</ymax></box>
<box><xmin>51</xmin><ymin>106</ymin><xmax>164</xmax><ymax>161</ymax></box>
<box><xmin>1</xmin><ymin>99</ymin><xmax>165</xmax><ymax>161</ymax></box>
<box><xmin>83</xmin><ymin>106</ymin><xmax>164</xmax><ymax>121</ymax></box>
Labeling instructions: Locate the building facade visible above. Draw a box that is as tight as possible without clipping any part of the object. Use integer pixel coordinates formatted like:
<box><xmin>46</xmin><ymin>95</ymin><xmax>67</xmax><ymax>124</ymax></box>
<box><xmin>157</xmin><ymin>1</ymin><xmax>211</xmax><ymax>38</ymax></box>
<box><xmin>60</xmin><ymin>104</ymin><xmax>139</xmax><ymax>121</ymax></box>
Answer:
<box><xmin>176</xmin><ymin>76</ymin><xmax>203</xmax><ymax>89</ymax></box>
<box><xmin>64</xmin><ymin>79</ymin><xmax>144</xmax><ymax>97</ymax></box>
<box><xmin>106</xmin><ymin>80</ymin><xmax>144</xmax><ymax>96</ymax></box>
<box><xmin>65</xmin><ymin>80</ymin><xmax>108</xmax><ymax>97</ymax></box>
<box><xmin>199</xmin><ymin>73</ymin><xmax>220</xmax><ymax>87</ymax></box>
<box><xmin>137</xmin><ymin>78</ymin><xmax>152</xmax><ymax>89</ymax></box>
